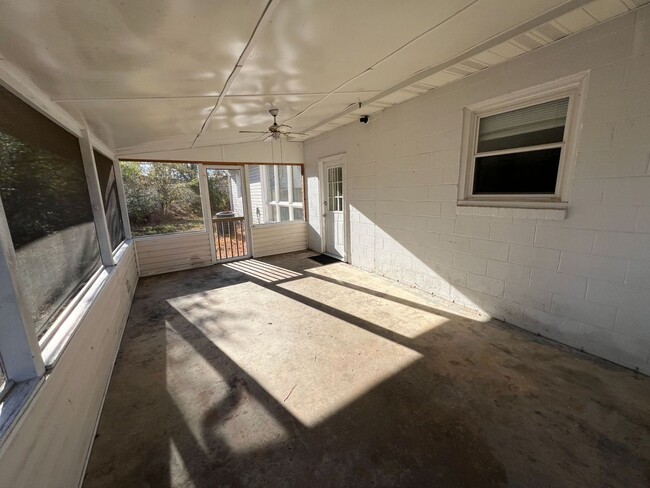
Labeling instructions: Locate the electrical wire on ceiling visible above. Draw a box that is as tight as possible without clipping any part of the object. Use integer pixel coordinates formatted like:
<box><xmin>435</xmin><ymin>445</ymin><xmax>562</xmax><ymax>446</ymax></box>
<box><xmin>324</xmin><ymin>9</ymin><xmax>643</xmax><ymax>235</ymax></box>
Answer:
<box><xmin>191</xmin><ymin>0</ymin><xmax>281</xmax><ymax>148</ymax></box>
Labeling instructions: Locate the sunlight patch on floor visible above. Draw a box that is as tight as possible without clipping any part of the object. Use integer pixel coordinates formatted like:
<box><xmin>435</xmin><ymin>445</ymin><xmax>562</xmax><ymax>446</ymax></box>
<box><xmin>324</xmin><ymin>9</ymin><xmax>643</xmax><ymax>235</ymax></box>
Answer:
<box><xmin>168</xmin><ymin>283</ymin><xmax>422</xmax><ymax>427</ymax></box>
<box><xmin>280</xmin><ymin>276</ymin><xmax>450</xmax><ymax>339</ymax></box>
<box><xmin>306</xmin><ymin>252</ymin><xmax>491</xmax><ymax>323</ymax></box>
<box><xmin>224</xmin><ymin>259</ymin><xmax>302</xmax><ymax>283</ymax></box>
<box><xmin>169</xmin><ymin>439</ymin><xmax>192</xmax><ymax>487</ymax></box>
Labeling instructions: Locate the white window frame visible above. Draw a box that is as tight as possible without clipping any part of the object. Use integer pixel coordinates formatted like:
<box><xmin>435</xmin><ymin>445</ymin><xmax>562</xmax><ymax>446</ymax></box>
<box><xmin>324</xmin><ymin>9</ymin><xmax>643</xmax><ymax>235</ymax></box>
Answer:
<box><xmin>261</xmin><ymin>164</ymin><xmax>304</xmax><ymax>223</ymax></box>
<box><xmin>458</xmin><ymin>72</ymin><xmax>588</xmax><ymax>209</ymax></box>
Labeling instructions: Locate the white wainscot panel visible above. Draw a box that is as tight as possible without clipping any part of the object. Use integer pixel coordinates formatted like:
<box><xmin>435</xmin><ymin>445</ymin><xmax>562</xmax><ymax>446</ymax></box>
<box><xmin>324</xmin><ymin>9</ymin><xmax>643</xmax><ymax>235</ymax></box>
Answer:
<box><xmin>252</xmin><ymin>222</ymin><xmax>308</xmax><ymax>258</ymax></box>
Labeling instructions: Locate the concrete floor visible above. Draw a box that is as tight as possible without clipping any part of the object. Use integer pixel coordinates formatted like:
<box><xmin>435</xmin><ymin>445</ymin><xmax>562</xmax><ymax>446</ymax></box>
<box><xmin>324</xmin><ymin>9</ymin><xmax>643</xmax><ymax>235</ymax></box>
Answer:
<box><xmin>84</xmin><ymin>251</ymin><xmax>650</xmax><ymax>488</ymax></box>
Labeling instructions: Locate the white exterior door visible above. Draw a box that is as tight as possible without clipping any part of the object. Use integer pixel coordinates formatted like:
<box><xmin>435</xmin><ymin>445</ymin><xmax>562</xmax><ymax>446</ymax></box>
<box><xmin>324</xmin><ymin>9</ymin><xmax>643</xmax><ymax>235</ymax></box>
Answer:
<box><xmin>323</xmin><ymin>161</ymin><xmax>345</xmax><ymax>259</ymax></box>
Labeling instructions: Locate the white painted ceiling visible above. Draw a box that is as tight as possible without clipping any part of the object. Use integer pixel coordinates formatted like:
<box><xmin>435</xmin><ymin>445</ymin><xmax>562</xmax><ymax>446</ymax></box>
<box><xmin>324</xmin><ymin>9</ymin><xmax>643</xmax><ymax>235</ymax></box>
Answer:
<box><xmin>0</xmin><ymin>0</ymin><xmax>646</xmax><ymax>155</ymax></box>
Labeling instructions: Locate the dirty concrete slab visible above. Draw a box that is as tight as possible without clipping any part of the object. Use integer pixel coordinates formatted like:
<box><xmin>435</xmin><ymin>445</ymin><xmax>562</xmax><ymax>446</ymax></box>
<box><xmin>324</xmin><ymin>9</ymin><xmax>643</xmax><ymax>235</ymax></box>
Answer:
<box><xmin>83</xmin><ymin>251</ymin><xmax>650</xmax><ymax>488</ymax></box>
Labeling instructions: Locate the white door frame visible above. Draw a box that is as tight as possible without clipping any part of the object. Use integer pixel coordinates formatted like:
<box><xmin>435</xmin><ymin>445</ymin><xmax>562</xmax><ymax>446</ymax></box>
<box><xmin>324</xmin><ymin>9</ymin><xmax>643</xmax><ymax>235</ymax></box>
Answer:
<box><xmin>319</xmin><ymin>153</ymin><xmax>349</xmax><ymax>263</ymax></box>
<box><xmin>200</xmin><ymin>164</ymin><xmax>253</xmax><ymax>264</ymax></box>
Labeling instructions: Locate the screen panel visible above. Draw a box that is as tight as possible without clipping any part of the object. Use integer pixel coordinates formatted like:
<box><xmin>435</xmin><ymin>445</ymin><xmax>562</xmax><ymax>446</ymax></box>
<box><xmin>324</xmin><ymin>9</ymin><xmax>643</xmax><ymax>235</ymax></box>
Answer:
<box><xmin>0</xmin><ymin>85</ymin><xmax>101</xmax><ymax>334</ymax></box>
<box><xmin>94</xmin><ymin>150</ymin><xmax>125</xmax><ymax>250</ymax></box>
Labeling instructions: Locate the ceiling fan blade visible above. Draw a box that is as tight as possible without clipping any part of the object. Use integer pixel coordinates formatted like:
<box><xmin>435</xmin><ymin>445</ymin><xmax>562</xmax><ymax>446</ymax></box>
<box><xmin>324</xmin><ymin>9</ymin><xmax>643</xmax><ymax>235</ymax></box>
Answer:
<box><xmin>239</xmin><ymin>130</ymin><xmax>269</xmax><ymax>134</ymax></box>
<box><xmin>262</xmin><ymin>134</ymin><xmax>274</xmax><ymax>142</ymax></box>
<box><xmin>278</xmin><ymin>124</ymin><xmax>292</xmax><ymax>129</ymax></box>
<box><xmin>287</xmin><ymin>132</ymin><xmax>309</xmax><ymax>136</ymax></box>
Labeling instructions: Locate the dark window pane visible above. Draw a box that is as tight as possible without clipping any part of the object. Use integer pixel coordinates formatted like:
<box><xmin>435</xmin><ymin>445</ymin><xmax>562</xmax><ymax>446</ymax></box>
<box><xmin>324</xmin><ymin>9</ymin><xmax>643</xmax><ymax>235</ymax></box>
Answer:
<box><xmin>478</xmin><ymin>98</ymin><xmax>568</xmax><ymax>153</ymax></box>
<box><xmin>0</xmin><ymin>86</ymin><xmax>101</xmax><ymax>334</ymax></box>
<box><xmin>94</xmin><ymin>151</ymin><xmax>125</xmax><ymax>250</ymax></box>
<box><xmin>120</xmin><ymin>162</ymin><xmax>204</xmax><ymax>236</ymax></box>
<box><xmin>473</xmin><ymin>148</ymin><xmax>561</xmax><ymax>195</ymax></box>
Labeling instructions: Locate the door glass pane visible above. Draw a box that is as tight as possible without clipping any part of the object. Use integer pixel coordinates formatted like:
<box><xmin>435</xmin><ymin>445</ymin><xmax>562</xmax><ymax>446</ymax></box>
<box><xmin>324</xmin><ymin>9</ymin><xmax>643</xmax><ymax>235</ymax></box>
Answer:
<box><xmin>478</xmin><ymin>97</ymin><xmax>568</xmax><ymax>153</ymax></box>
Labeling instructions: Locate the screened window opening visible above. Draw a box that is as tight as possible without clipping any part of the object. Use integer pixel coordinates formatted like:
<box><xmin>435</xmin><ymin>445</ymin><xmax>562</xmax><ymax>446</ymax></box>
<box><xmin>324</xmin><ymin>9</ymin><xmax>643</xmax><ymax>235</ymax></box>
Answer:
<box><xmin>470</xmin><ymin>97</ymin><xmax>570</xmax><ymax>196</ymax></box>
<box><xmin>248</xmin><ymin>164</ymin><xmax>304</xmax><ymax>224</ymax></box>
<box><xmin>120</xmin><ymin>161</ymin><xmax>204</xmax><ymax>236</ymax></box>
<box><xmin>0</xmin><ymin>85</ymin><xmax>101</xmax><ymax>335</ymax></box>
<box><xmin>94</xmin><ymin>151</ymin><xmax>125</xmax><ymax>250</ymax></box>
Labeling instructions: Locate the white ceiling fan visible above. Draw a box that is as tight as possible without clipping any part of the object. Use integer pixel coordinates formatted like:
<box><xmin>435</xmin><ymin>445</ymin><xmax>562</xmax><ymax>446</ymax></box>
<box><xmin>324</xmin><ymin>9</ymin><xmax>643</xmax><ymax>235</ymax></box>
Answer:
<box><xmin>239</xmin><ymin>108</ymin><xmax>307</xmax><ymax>141</ymax></box>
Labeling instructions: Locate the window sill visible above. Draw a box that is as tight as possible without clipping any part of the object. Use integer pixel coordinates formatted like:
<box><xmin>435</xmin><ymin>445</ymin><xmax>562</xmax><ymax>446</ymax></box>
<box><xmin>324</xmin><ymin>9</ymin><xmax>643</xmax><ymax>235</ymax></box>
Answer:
<box><xmin>39</xmin><ymin>241</ymin><xmax>133</xmax><ymax>368</ymax></box>
<box><xmin>456</xmin><ymin>201</ymin><xmax>566</xmax><ymax>220</ymax></box>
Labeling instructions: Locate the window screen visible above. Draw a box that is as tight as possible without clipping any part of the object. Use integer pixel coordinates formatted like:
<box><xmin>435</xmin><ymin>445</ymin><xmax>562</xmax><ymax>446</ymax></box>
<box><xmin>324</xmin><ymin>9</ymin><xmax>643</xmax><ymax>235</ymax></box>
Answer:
<box><xmin>120</xmin><ymin>161</ymin><xmax>204</xmax><ymax>236</ymax></box>
<box><xmin>0</xmin><ymin>85</ymin><xmax>101</xmax><ymax>334</ymax></box>
<box><xmin>94</xmin><ymin>150</ymin><xmax>125</xmax><ymax>250</ymax></box>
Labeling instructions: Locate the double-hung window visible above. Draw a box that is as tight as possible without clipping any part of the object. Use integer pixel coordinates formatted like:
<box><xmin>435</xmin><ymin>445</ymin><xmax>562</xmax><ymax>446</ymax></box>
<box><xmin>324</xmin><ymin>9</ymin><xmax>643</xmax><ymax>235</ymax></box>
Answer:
<box><xmin>458</xmin><ymin>74</ymin><xmax>586</xmax><ymax>209</ymax></box>
<box><xmin>260</xmin><ymin>165</ymin><xmax>304</xmax><ymax>222</ymax></box>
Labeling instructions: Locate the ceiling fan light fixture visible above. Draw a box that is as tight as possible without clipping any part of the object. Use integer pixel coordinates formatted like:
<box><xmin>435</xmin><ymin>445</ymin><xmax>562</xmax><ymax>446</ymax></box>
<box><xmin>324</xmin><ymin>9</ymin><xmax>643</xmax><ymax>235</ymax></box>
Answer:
<box><xmin>240</xmin><ymin>108</ymin><xmax>305</xmax><ymax>141</ymax></box>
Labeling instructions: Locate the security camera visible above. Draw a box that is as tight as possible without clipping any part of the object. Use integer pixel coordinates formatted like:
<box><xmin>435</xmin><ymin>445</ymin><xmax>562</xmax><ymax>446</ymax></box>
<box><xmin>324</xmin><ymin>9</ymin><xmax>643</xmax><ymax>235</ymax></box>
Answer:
<box><xmin>359</xmin><ymin>115</ymin><xmax>369</xmax><ymax>123</ymax></box>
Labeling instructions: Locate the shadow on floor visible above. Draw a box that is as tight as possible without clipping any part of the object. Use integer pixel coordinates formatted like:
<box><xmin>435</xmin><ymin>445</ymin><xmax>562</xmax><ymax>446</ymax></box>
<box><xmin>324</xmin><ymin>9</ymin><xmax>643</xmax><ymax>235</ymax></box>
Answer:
<box><xmin>83</xmin><ymin>251</ymin><xmax>650</xmax><ymax>488</ymax></box>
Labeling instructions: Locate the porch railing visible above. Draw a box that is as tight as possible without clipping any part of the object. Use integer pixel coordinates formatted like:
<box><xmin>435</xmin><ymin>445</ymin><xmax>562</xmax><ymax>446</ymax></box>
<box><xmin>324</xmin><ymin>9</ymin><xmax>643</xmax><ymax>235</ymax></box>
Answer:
<box><xmin>213</xmin><ymin>216</ymin><xmax>247</xmax><ymax>260</ymax></box>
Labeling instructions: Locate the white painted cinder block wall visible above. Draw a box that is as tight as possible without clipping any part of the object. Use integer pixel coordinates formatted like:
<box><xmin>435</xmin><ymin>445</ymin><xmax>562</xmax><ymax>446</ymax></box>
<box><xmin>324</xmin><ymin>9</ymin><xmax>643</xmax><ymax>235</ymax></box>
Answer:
<box><xmin>304</xmin><ymin>8</ymin><xmax>650</xmax><ymax>374</ymax></box>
